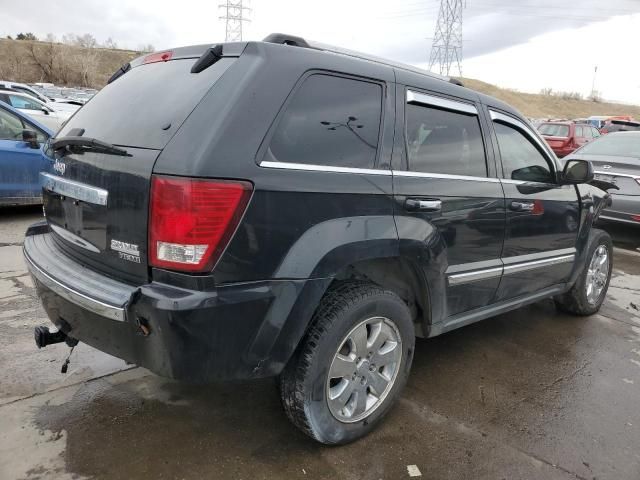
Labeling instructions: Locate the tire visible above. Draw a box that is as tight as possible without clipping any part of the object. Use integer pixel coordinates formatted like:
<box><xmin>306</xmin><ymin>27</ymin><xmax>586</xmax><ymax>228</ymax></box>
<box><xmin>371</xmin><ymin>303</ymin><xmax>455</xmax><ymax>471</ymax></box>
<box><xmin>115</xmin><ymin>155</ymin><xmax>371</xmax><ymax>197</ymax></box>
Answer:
<box><xmin>279</xmin><ymin>281</ymin><xmax>415</xmax><ymax>445</ymax></box>
<box><xmin>554</xmin><ymin>229</ymin><xmax>613</xmax><ymax>316</ymax></box>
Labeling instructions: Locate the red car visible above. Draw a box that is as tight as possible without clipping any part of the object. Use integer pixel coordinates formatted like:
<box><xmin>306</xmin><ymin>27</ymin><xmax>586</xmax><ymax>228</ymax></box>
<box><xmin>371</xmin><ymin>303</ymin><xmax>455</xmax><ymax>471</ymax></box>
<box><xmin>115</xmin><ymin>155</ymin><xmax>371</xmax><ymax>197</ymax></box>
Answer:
<box><xmin>538</xmin><ymin>122</ymin><xmax>601</xmax><ymax>157</ymax></box>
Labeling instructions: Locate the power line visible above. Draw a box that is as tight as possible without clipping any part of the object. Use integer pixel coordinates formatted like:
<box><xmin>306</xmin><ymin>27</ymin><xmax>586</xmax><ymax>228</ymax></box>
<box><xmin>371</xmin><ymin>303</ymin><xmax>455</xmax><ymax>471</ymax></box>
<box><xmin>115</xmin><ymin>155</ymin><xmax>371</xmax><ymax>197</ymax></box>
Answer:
<box><xmin>428</xmin><ymin>0</ymin><xmax>465</xmax><ymax>77</ymax></box>
<box><xmin>218</xmin><ymin>0</ymin><xmax>250</xmax><ymax>42</ymax></box>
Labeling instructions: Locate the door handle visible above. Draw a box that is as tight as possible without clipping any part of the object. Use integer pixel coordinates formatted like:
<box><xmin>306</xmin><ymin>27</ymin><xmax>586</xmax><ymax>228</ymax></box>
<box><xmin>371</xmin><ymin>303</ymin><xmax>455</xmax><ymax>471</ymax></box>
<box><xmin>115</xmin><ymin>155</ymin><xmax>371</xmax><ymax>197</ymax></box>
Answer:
<box><xmin>405</xmin><ymin>198</ymin><xmax>442</xmax><ymax>212</ymax></box>
<box><xmin>510</xmin><ymin>201</ymin><xmax>535</xmax><ymax>212</ymax></box>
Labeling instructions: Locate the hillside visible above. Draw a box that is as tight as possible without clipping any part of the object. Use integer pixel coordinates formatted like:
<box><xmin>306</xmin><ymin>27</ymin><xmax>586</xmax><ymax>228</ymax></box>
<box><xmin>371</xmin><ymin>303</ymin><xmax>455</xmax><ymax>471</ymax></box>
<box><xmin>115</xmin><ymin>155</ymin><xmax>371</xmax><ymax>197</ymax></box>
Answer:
<box><xmin>462</xmin><ymin>78</ymin><xmax>640</xmax><ymax>120</ymax></box>
<box><xmin>0</xmin><ymin>38</ymin><xmax>137</xmax><ymax>89</ymax></box>
<box><xmin>1</xmin><ymin>38</ymin><xmax>638</xmax><ymax>119</ymax></box>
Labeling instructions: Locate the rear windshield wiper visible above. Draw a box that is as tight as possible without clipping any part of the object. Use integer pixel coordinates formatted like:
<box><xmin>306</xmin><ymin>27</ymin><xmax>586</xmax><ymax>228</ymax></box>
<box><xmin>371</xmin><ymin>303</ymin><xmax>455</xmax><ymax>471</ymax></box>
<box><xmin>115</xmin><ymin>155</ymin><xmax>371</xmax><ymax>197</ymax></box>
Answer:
<box><xmin>50</xmin><ymin>136</ymin><xmax>130</xmax><ymax>157</ymax></box>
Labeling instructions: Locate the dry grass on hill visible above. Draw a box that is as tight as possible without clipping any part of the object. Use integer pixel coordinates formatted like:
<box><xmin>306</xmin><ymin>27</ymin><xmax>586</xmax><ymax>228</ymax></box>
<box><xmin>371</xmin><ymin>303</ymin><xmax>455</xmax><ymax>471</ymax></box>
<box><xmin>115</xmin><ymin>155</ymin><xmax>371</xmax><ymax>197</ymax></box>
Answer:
<box><xmin>462</xmin><ymin>77</ymin><xmax>640</xmax><ymax>120</ymax></box>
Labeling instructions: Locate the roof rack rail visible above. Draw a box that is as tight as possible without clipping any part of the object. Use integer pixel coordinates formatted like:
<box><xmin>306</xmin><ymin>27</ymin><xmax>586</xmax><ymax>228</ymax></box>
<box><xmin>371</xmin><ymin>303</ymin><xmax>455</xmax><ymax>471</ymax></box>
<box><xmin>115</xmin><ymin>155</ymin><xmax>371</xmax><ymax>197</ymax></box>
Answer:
<box><xmin>262</xmin><ymin>33</ymin><xmax>463</xmax><ymax>87</ymax></box>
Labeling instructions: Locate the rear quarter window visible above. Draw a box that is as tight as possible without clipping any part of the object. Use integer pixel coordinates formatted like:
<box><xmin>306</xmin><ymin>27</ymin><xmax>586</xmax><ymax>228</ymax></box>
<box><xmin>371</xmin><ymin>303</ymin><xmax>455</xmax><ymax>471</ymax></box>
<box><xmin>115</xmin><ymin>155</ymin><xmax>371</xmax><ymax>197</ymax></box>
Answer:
<box><xmin>57</xmin><ymin>57</ymin><xmax>236</xmax><ymax>150</ymax></box>
<box><xmin>264</xmin><ymin>74</ymin><xmax>383</xmax><ymax>169</ymax></box>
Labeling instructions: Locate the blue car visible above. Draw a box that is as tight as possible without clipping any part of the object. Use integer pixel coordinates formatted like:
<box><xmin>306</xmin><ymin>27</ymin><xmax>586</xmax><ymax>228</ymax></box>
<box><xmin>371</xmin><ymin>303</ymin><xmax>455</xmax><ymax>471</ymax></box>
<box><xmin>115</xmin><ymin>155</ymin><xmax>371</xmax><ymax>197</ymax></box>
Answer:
<box><xmin>0</xmin><ymin>100</ymin><xmax>53</xmax><ymax>206</ymax></box>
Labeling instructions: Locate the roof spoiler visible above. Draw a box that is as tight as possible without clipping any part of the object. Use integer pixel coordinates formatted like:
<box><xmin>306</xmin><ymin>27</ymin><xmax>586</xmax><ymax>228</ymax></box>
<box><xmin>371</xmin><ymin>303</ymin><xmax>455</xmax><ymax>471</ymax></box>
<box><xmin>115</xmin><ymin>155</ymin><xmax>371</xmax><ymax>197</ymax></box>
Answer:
<box><xmin>262</xmin><ymin>33</ymin><xmax>463</xmax><ymax>87</ymax></box>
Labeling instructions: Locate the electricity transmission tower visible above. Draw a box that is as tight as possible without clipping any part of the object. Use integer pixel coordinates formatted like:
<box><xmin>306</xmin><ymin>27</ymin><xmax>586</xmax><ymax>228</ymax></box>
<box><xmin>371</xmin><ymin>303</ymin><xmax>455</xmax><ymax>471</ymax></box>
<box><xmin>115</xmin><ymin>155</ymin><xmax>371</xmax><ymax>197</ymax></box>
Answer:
<box><xmin>219</xmin><ymin>0</ymin><xmax>250</xmax><ymax>42</ymax></box>
<box><xmin>428</xmin><ymin>0</ymin><xmax>465</xmax><ymax>77</ymax></box>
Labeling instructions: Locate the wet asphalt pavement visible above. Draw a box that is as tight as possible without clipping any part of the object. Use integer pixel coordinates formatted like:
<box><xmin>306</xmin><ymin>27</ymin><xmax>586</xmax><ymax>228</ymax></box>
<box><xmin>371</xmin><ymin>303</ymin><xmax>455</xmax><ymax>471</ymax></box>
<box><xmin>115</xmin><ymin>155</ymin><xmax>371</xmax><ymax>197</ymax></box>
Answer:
<box><xmin>1</xmin><ymin>206</ymin><xmax>639</xmax><ymax>480</ymax></box>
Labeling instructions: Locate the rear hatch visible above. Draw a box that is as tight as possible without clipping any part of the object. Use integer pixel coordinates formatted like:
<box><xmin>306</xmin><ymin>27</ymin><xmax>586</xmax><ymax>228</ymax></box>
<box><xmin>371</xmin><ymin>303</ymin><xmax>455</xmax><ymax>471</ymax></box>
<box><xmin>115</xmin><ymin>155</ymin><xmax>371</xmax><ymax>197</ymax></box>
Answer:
<box><xmin>538</xmin><ymin>123</ymin><xmax>571</xmax><ymax>149</ymax></box>
<box><xmin>43</xmin><ymin>48</ymin><xmax>239</xmax><ymax>284</ymax></box>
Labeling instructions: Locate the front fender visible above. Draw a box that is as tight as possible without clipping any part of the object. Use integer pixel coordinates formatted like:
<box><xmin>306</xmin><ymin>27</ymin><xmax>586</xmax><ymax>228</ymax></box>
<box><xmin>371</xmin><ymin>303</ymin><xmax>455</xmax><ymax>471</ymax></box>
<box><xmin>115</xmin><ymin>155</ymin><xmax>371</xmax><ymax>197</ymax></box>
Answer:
<box><xmin>567</xmin><ymin>184</ymin><xmax>611</xmax><ymax>288</ymax></box>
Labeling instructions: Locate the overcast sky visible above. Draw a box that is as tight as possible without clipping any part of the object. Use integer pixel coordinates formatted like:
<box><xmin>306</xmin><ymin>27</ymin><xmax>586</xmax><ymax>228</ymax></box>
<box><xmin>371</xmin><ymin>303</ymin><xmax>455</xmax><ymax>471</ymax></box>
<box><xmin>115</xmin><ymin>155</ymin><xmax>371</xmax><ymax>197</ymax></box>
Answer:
<box><xmin>2</xmin><ymin>0</ymin><xmax>640</xmax><ymax>104</ymax></box>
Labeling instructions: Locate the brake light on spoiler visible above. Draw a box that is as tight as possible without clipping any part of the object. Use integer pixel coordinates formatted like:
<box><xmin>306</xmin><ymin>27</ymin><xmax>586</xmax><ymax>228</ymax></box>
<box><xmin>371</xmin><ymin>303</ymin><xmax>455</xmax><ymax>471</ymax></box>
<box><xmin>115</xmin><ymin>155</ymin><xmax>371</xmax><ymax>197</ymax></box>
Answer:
<box><xmin>143</xmin><ymin>51</ymin><xmax>173</xmax><ymax>64</ymax></box>
<box><xmin>149</xmin><ymin>176</ymin><xmax>252</xmax><ymax>272</ymax></box>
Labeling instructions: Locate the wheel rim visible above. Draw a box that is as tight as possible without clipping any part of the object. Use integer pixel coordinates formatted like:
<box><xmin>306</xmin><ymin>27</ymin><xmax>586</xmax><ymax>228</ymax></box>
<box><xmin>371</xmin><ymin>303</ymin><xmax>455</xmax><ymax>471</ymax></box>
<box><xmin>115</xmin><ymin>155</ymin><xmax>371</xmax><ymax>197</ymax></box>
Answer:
<box><xmin>326</xmin><ymin>316</ymin><xmax>402</xmax><ymax>423</ymax></box>
<box><xmin>585</xmin><ymin>244</ymin><xmax>610</xmax><ymax>305</ymax></box>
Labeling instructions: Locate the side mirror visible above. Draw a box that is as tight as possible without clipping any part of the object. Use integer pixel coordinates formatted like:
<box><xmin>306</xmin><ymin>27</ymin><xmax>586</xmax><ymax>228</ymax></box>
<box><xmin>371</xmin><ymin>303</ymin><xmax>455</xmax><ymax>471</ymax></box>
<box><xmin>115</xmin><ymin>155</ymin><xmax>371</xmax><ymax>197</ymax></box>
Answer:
<box><xmin>22</xmin><ymin>129</ymin><xmax>40</xmax><ymax>149</ymax></box>
<box><xmin>41</xmin><ymin>108</ymin><xmax>50</xmax><ymax>115</ymax></box>
<box><xmin>562</xmin><ymin>159</ymin><xmax>593</xmax><ymax>184</ymax></box>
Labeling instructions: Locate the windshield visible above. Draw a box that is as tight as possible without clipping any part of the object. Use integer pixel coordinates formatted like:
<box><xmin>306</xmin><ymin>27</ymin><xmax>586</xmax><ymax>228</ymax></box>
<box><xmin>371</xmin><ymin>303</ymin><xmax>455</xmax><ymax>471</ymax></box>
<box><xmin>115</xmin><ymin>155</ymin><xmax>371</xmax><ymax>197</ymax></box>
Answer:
<box><xmin>538</xmin><ymin>123</ymin><xmax>570</xmax><ymax>137</ymax></box>
<box><xmin>578</xmin><ymin>133</ymin><xmax>640</xmax><ymax>157</ymax></box>
<box><xmin>57</xmin><ymin>57</ymin><xmax>236</xmax><ymax>150</ymax></box>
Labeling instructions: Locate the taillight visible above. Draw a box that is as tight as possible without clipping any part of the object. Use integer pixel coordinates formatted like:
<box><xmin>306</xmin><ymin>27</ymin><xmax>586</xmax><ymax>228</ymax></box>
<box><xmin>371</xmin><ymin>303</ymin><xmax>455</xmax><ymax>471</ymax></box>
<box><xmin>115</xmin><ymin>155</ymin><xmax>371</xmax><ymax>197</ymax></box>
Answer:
<box><xmin>149</xmin><ymin>176</ymin><xmax>252</xmax><ymax>272</ymax></box>
<box><xmin>143</xmin><ymin>51</ymin><xmax>173</xmax><ymax>64</ymax></box>
<box><xmin>631</xmin><ymin>214</ymin><xmax>640</xmax><ymax>222</ymax></box>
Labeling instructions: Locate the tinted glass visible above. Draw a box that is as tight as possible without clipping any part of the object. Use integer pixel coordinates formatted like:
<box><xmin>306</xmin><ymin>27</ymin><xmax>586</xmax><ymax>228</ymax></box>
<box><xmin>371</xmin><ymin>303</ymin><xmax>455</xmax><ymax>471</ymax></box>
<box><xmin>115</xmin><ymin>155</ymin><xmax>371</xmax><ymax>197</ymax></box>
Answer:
<box><xmin>495</xmin><ymin>122</ymin><xmax>554</xmax><ymax>183</ymax></box>
<box><xmin>267</xmin><ymin>74</ymin><xmax>382</xmax><ymax>169</ymax></box>
<box><xmin>592</xmin><ymin>128</ymin><xmax>601</xmax><ymax>137</ymax></box>
<box><xmin>538</xmin><ymin>123</ymin><xmax>570</xmax><ymax>137</ymax></box>
<box><xmin>57</xmin><ymin>58</ymin><xmax>236</xmax><ymax>150</ymax></box>
<box><xmin>0</xmin><ymin>107</ymin><xmax>25</xmax><ymax>141</ymax></box>
<box><xmin>577</xmin><ymin>133</ymin><xmax>640</xmax><ymax>157</ymax></box>
<box><xmin>405</xmin><ymin>104</ymin><xmax>487</xmax><ymax>177</ymax></box>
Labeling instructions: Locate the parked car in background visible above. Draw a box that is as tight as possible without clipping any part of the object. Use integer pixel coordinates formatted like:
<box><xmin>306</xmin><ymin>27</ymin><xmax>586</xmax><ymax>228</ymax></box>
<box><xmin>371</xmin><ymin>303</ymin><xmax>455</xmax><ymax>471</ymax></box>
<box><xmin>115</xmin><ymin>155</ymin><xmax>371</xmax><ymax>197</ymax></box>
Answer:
<box><xmin>0</xmin><ymin>90</ymin><xmax>72</xmax><ymax>132</ymax></box>
<box><xmin>565</xmin><ymin>131</ymin><xmax>640</xmax><ymax>225</ymax></box>
<box><xmin>0</xmin><ymin>81</ymin><xmax>81</xmax><ymax>114</ymax></box>
<box><xmin>587</xmin><ymin>115</ymin><xmax>634</xmax><ymax>130</ymax></box>
<box><xmin>0</xmin><ymin>101</ymin><xmax>53</xmax><ymax>205</ymax></box>
<box><xmin>24</xmin><ymin>34</ymin><xmax>614</xmax><ymax>445</ymax></box>
<box><xmin>538</xmin><ymin>121</ymin><xmax>601</xmax><ymax>157</ymax></box>
<box><xmin>600</xmin><ymin>119</ymin><xmax>640</xmax><ymax>134</ymax></box>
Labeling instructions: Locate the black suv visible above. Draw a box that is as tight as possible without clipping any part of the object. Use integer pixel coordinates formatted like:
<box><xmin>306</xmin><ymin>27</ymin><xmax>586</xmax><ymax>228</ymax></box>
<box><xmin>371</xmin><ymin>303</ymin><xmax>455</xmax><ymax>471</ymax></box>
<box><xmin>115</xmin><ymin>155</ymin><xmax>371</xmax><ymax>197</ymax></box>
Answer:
<box><xmin>25</xmin><ymin>34</ymin><xmax>613</xmax><ymax>444</ymax></box>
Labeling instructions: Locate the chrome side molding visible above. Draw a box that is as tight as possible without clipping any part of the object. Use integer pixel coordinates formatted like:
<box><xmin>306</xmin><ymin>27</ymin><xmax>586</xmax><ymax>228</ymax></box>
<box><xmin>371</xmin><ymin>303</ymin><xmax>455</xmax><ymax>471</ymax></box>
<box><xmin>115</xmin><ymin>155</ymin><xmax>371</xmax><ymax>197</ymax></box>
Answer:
<box><xmin>448</xmin><ymin>249</ymin><xmax>576</xmax><ymax>286</ymax></box>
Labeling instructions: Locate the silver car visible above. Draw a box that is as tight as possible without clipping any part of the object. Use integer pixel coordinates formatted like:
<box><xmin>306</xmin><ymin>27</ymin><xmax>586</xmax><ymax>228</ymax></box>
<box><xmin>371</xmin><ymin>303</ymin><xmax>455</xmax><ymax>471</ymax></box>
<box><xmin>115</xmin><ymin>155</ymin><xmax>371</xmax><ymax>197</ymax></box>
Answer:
<box><xmin>565</xmin><ymin>131</ymin><xmax>640</xmax><ymax>225</ymax></box>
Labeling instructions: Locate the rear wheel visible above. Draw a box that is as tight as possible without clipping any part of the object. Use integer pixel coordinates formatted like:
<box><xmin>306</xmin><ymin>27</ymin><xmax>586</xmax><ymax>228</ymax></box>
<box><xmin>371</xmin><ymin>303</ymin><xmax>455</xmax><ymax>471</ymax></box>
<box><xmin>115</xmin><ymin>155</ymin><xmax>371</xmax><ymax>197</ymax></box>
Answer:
<box><xmin>279</xmin><ymin>282</ymin><xmax>415</xmax><ymax>445</ymax></box>
<box><xmin>554</xmin><ymin>229</ymin><xmax>612</xmax><ymax>316</ymax></box>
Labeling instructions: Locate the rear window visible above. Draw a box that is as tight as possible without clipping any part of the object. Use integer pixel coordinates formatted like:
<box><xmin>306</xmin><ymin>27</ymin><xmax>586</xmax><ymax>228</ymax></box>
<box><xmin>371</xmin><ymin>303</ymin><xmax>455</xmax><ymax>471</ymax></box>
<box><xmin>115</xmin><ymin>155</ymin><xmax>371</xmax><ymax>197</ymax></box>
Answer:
<box><xmin>577</xmin><ymin>133</ymin><xmax>640</xmax><ymax>157</ymax></box>
<box><xmin>265</xmin><ymin>74</ymin><xmax>383</xmax><ymax>169</ymax></box>
<box><xmin>57</xmin><ymin>57</ymin><xmax>236</xmax><ymax>150</ymax></box>
<box><xmin>538</xmin><ymin>123</ymin><xmax>570</xmax><ymax>137</ymax></box>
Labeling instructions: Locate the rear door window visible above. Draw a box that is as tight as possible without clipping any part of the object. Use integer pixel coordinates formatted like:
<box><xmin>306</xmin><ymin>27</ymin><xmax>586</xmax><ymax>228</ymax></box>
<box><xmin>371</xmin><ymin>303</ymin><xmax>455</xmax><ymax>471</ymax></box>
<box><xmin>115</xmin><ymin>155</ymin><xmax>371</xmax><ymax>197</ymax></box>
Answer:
<box><xmin>56</xmin><ymin>57</ymin><xmax>236</xmax><ymax>150</ymax></box>
<box><xmin>405</xmin><ymin>102</ymin><xmax>487</xmax><ymax>178</ymax></box>
<box><xmin>266</xmin><ymin>74</ymin><xmax>383</xmax><ymax>169</ymax></box>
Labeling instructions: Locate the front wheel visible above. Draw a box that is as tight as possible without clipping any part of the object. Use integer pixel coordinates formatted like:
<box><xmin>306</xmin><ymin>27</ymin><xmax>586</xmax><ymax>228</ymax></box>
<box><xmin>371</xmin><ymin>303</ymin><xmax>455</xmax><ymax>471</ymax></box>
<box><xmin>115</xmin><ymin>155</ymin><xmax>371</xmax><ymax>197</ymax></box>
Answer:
<box><xmin>279</xmin><ymin>282</ymin><xmax>415</xmax><ymax>445</ymax></box>
<box><xmin>554</xmin><ymin>229</ymin><xmax>613</xmax><ymax>316</ymax></box>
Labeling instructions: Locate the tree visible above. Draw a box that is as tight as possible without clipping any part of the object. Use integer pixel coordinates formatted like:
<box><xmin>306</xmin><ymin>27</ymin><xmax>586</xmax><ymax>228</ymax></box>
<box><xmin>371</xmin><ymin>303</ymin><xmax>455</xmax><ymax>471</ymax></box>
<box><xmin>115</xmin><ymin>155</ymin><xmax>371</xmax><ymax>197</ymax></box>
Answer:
<box><xmin>138</xmin><ymin>43</ymin><xmax>155</xmax><ymax>53</ymax></box>
<box><xmin>103</xmin><ymin>37</ymin><xmax>118</xmax><ymax>49</ymax></box>
<box><xmin>74</xmin><ymin>33</ymin><xmax>98</xmax><ymax>49</ymax></box>
<box><xmin>16</xmin><ymin>32</ymin><xmax>37</xmax><ymax>41</ymax></box>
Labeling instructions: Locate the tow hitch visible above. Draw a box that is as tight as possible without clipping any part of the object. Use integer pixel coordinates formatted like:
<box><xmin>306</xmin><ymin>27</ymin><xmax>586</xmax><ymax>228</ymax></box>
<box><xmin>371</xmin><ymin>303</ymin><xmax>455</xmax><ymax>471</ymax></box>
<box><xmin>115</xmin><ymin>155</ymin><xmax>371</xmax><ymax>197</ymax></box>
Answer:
<box><xmin>34</xmin><ymin>325</ymin><xmax>78</xmax><ymax>349</ymax></box>
<box><xmin>34</xmin><ymin>326</ymin><xmax>79</xmax><ymax>374</ymax></box>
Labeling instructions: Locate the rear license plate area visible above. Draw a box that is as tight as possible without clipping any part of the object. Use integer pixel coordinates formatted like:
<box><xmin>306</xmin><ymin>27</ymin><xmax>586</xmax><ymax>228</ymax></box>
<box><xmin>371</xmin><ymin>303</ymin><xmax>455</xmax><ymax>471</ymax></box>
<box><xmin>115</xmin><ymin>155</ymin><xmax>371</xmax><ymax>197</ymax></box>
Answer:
<box><xmin>44</xmin><ymin>193</ymin><xmax>107</xmax><ymax>250</ymax></box>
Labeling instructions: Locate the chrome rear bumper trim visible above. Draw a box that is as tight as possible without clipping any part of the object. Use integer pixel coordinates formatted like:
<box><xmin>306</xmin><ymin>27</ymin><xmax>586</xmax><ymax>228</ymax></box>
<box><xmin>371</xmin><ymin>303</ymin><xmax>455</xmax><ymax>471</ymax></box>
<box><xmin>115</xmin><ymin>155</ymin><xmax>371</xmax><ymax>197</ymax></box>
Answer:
<box><xmin>24</xmin><ymin>250</ymin><xmax>126</xmax><ymax>322</ymax></box>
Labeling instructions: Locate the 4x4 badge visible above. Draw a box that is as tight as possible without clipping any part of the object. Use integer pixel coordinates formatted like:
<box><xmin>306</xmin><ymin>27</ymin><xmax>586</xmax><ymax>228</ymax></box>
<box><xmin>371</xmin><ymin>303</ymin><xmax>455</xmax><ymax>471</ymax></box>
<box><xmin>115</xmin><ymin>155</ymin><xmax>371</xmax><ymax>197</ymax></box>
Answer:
<box><xmin>110</xmin><ymin>239</ymin><xmax>140</xmax><ymax>263</ymax></box>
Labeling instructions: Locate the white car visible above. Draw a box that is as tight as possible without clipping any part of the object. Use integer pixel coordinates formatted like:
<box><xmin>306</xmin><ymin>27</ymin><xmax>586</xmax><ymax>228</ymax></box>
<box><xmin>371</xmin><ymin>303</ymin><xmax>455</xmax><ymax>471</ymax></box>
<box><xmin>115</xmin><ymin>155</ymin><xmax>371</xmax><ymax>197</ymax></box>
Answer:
<box><xmin>0</xmin><ymin>81</ymin><xmax>81</xmax><ymax>115</ymax></box>
<box><xmin>0</xmin><ymin>90</ymin><xmax>72</xmax><ymax>132</ymax></box>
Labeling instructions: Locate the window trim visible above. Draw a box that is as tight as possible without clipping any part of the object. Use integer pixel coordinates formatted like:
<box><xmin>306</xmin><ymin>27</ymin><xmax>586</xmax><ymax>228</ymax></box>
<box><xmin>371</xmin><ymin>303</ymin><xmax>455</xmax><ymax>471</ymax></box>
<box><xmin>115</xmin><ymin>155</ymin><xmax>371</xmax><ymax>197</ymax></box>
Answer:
<box><xmin>490</xmin><ymin>109</ymin><xmax>560</xmax><ymax>182</ymax></box>
<box><xmin>256</xmin><ymin>70</ymin><xmax>387</xmax><ymax>171</ymax></box>
<box><xmin>406</xmin><ymin>90</ymin><xmax>478</xmax><ymax>116</ymax></box>
<box><xmin>403</xmin><ymin>90</ymin><xmax>491</xmax><ymax>180</ymax></box>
